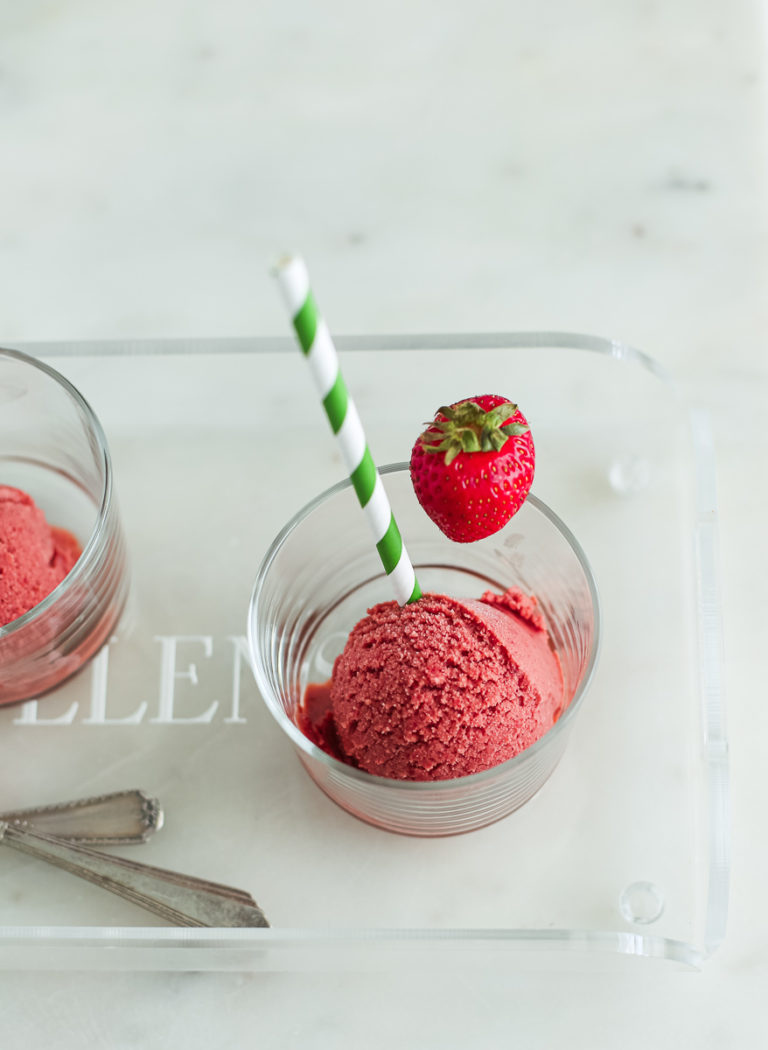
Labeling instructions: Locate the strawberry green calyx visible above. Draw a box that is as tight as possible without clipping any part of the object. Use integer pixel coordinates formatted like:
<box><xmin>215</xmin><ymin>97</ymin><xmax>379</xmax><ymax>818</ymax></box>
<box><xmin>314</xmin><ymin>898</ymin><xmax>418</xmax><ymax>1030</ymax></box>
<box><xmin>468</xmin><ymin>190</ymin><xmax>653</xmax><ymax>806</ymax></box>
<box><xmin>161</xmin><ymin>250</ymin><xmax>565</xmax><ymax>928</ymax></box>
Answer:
<box><xmin>419</xmin><ymin>400</ymin><xmax>529</xmax><ymax>466</ymax></box>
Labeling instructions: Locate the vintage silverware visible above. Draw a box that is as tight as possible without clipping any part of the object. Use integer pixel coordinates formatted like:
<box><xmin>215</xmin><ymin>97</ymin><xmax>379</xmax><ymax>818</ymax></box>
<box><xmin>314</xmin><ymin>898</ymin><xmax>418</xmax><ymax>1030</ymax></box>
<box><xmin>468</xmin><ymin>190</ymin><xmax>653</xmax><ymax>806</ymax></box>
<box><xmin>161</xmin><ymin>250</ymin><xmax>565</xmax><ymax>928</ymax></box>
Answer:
<box><xmin>0</xmin><ymin>789</ymin><xmax>163</xmax><ymax>844</ymax></box>
<box><xmin>0</xmin><ymin>822</ymin><xmax>269</xmax><ymax>928</ymax></box>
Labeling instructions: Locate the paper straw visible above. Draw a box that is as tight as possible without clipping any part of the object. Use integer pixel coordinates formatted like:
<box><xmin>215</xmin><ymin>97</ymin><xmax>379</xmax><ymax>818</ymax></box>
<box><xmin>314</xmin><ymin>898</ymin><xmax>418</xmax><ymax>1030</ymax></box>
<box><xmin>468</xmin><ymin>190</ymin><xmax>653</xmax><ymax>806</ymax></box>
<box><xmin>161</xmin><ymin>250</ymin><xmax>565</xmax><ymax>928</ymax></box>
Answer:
<box><xmin>274</xmin><ymin>255</ymin><xmax>422</xmax><ymax>606</ymax></box>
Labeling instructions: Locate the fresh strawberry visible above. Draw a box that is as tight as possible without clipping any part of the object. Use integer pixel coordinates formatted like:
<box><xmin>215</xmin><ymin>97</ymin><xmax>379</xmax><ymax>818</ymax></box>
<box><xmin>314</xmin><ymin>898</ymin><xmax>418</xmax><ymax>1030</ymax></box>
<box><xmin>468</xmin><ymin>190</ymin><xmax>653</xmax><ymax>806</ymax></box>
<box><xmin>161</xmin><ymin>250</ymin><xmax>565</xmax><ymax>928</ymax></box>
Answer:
<box><xmin>410</xmin><ymin>394</ymin><xmax>535</xmax><ymax>542</ymax></box>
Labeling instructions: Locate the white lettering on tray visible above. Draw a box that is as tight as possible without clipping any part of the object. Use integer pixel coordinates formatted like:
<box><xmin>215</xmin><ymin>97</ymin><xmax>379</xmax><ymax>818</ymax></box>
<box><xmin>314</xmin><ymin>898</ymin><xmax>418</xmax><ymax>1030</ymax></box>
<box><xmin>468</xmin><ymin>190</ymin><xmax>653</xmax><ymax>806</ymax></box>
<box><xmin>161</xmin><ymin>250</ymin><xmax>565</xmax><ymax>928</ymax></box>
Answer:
<box><xmin>13</xmin><ymin>697</ymin><xmax>80</xmax><ymax>726</ymax></box>
<box><xmin>11</xmin><ymin>635</ymin><xmax>258</xmax><ymax>727</ymax></box>
<box><xmin>225</xmin><ymin>635</ymin><xmax>251</xmax><ymax>725</ymax></box>
<box><xmin>152</xmin><ymin>635</ymin><xmax>219</xmax><ymax>724</ymax></box>
<box><xmin>84</xmin><ymin>638</ymin><xmax>147</xmax><ymax>725</ymax></box>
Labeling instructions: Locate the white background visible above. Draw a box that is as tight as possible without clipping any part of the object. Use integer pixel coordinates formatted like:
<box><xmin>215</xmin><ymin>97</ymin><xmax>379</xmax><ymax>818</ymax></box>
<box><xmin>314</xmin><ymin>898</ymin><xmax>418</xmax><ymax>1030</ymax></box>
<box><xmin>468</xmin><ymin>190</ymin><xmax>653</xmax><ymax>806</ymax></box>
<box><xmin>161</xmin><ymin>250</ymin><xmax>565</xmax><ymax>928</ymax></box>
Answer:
<box><xmin>1</xmin><ymin>1</ymin><xmax>766</xmax><ymax>1045</ymax></box>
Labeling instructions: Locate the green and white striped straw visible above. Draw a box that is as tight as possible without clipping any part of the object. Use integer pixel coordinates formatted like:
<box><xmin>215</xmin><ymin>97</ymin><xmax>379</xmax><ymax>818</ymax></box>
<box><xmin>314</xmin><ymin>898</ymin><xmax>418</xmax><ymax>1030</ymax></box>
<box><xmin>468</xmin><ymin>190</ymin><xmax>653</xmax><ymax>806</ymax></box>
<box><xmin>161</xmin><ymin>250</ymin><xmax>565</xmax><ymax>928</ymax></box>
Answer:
<box><xmin>274</xmin><ymin>255</ymin><xmax>421</xmax><ymax>606</ymax></box>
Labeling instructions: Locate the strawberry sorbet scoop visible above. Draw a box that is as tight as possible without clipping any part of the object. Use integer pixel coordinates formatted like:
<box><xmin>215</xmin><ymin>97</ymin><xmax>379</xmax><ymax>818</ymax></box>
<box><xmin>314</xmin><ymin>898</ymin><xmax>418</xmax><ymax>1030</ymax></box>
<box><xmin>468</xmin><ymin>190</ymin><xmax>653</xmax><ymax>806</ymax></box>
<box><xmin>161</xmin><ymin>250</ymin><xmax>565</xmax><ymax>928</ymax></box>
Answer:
<box><xmin>0</xmin><ymin>486</ymin><xmax>81</xmax><ymax>625</ymax></box>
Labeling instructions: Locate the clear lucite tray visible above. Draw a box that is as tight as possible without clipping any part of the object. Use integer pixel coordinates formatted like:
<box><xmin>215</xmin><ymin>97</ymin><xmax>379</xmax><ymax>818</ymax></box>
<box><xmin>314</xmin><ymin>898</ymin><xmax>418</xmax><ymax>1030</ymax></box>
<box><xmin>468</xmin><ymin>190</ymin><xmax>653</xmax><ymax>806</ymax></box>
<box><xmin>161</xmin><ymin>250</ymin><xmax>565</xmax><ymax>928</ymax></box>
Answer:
<box><xmin>0</xmin><ymin>334</ymin><xmax>728</xmax><ymax>972</ymax></box>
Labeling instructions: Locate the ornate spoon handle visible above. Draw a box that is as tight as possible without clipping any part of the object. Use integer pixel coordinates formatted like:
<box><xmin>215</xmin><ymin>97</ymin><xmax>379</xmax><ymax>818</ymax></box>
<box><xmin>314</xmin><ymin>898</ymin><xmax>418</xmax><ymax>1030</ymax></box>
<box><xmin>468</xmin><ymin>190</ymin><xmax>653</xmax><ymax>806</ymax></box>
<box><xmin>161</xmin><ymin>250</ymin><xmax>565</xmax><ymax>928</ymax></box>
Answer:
<box><xmin>0</xmin><ymin>823</ymin><xmax>269</xmax><ymax>928</ymax></box>
<box><xmin>0</xmin><ymin>789</ymin><xmax>163</xmax><ymax>844</ymax></box>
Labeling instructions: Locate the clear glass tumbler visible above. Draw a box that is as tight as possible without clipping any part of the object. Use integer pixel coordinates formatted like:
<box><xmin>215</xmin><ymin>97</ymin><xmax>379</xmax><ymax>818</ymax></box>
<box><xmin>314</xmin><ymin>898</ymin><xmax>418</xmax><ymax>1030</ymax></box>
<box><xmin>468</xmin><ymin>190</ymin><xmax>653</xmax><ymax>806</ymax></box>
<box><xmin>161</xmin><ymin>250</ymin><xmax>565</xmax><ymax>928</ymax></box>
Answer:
<box><xmin>0</xmin><ymin>348</ymin><xmax>129</xmax><ymax>705</ymax></box>
<box><xmin>248</xmin><ymin>464</ymin><xmax>600</xmax><ymax>836</ymax></box>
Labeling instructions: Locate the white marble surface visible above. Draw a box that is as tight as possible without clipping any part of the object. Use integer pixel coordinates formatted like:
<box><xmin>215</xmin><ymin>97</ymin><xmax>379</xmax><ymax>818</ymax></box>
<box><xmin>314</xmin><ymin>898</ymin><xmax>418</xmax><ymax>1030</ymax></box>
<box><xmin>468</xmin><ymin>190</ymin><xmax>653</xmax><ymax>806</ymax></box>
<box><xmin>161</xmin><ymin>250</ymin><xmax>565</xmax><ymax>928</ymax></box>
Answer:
<box><xmin>1</xmin><ymin>0</ymin><xmax>766</xmax><ymax>1045</ymax></box>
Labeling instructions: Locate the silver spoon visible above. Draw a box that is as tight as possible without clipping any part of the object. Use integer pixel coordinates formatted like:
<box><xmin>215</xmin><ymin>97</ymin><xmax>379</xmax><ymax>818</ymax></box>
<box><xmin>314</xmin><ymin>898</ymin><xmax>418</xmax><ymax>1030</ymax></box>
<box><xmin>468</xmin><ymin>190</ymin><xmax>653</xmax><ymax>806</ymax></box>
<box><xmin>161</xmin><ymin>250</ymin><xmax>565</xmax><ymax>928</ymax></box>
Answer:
<box><xmin>0</xmin><ymin>822</ymin><xmax>269</xmax><ymax>928</ymax></box>
<box><xmin>0</xmin><ymin>791</ymin><xmax>269</xmax><ymax>927</ymax></box>
<box><xmin>0</xmin><ymin>789</ymin><xmax>163</xmax><ymax>844</ymax></box>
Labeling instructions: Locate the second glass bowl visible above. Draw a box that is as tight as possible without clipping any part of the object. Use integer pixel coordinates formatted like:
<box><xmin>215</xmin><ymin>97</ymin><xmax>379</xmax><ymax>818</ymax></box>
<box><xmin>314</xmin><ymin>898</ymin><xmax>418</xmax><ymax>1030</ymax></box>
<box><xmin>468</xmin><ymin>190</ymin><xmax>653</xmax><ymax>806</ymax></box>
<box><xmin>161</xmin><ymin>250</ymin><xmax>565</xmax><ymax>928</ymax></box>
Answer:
<box><xmin>0</xmin><ymin>348</ymin><xmax>129</xmax><ymax>705</ymax></box>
